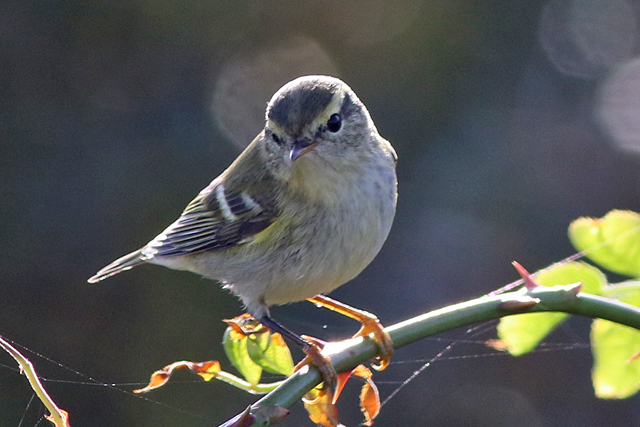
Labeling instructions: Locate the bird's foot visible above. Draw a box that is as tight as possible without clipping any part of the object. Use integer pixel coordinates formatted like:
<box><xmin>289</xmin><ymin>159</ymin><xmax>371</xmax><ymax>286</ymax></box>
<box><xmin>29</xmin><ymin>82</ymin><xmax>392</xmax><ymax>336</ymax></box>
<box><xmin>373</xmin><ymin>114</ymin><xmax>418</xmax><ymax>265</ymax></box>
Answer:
<box><xmin>351</xmin><ymin>312</ymin><xmax>393</xmax><ymax>371</ymax></box>
<box><xmin>307</xmin><ymin>294</ymin><xmax>394</xmax><ymax>371</ymax></box>
<box><xmin>258</xmin><ymin>315</ymin><xmax>337</xmax><ymax>388</ymax></box>
<box><xmin>294</xmin><ymin>336</ymin><xmax>337</xmax><ymax>389</ymax></box>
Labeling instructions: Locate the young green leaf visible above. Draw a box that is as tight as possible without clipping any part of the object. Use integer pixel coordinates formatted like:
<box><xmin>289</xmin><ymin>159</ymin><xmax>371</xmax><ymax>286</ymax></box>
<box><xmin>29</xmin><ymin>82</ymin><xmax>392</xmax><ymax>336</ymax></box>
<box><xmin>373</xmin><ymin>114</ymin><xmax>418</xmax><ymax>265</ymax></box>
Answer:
<box><xmin>592</xmin><ymin>285</ymin><xmax>640</xmax><ymax>399</ymax></box>
<box><xmin>246</xmin><ymin>332</ymin><xmax>294</xmax><ymax>377</ymax></box>
<box><xmin>223</xmin><ymin>327</ymin><xmax>263</xmax><ymax>386</ymax></box>
<box><xmin>569</xmin><ymin>210</ymin><xmax>640</xmax><ymax>278</ymax></box>
<box><xmin>497</xmin><ymin>262</ymin><xmax>606</xmax><ymax>355</ymax></box>
<box><xmin>592</xmin><ymin>319</ymin><xmax>640</xmax><ymax>399</ymax></box>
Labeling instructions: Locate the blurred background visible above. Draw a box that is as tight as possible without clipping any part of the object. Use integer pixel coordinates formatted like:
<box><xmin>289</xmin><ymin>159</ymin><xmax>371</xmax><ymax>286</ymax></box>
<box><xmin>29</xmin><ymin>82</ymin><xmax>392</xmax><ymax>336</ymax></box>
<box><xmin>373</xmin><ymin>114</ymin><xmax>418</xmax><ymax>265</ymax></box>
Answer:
<box><xmin>2</xmin><ymin>0</ymin><xmax>640</xmax><ymax>426</ymax></box>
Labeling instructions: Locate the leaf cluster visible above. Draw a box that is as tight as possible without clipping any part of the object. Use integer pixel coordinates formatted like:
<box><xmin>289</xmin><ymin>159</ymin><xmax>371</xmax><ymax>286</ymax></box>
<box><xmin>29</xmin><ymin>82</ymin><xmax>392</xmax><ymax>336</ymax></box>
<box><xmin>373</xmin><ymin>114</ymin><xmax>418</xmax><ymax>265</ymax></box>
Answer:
<box><xmin>497</xmin><ymin>210</ymin><xmax>640</xmax><ymax>398</ymax></box>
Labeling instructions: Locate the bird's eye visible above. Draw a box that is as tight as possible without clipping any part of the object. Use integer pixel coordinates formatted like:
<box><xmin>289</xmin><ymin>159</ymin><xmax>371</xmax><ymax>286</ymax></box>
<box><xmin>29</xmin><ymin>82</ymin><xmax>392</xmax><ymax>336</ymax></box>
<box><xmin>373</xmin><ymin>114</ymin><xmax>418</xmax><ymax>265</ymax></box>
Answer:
<box><xmin>272</xmin><ymin>132</ymin><xmax>281</xmax><ymax>144</ymax></box>
<box><xmin>327</xmin><ymin>114</ymin><xmax>342</xmax><ymax>132</ymax></box>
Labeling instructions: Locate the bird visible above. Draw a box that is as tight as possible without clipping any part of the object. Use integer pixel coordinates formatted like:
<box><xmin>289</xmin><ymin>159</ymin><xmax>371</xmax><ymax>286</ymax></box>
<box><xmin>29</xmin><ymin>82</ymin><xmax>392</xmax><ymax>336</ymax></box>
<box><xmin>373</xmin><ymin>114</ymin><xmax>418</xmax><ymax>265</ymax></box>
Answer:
<box><xmin>89</xmin><ymin>75</ymin><xmax>397</xmax><ymax>383</ymax></box>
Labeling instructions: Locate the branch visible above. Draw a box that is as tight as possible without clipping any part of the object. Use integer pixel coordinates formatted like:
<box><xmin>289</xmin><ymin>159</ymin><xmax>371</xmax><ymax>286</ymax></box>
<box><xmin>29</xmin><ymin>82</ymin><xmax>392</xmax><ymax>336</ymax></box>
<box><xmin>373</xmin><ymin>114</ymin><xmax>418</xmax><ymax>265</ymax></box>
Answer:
<box><xmin>0</xmin><ymin>336</ymin><xmax>70</xmax><ymax>427</ymax></box>
<box><xmin>218</xmin><ymin>282</ymin><xmax>640</xmax><ymax>426</ymax></box>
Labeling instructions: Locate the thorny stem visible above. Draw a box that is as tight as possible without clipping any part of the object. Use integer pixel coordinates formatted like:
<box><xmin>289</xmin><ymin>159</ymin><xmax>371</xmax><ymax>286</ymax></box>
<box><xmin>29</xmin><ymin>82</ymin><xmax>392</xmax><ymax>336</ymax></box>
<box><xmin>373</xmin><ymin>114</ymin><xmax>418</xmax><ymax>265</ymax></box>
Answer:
<box><xmin>218</xmin><ymin>283</ymin><xmax>640</xmax><ymax>426</ymax></box>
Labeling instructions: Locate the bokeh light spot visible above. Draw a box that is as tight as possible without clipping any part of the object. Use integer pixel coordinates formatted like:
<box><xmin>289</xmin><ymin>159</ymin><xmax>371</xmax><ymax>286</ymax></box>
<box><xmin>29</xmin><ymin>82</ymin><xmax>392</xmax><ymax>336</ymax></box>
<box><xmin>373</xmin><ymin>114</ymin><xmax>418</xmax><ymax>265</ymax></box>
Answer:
<box><xmin>211</xmin><ymin>36</ymin><xmax>338</xmax><ymax>149</ymax></box>
<box><xmin>539</xmin><ymin>0</ymin><xmax>636</xmax><ymax>78</ymax></box>
<box><xmin>598</xmin><ymin>58</ymin><xmax>640</xmax><ymax>154</ymax></box>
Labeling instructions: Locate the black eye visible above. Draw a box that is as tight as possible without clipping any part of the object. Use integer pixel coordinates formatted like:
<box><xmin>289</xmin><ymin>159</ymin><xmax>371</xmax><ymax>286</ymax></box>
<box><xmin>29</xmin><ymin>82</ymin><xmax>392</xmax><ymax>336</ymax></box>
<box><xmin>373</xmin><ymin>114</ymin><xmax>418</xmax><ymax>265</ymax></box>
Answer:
<box><xmin>327</xmin><ymin>114</ymin><xmax>341</xmax><ymax>132</ymax></box>
<box><xmin>272</xmin><ymin>132</ymin><xmax>281</xmax><ymax>144</ymax></box>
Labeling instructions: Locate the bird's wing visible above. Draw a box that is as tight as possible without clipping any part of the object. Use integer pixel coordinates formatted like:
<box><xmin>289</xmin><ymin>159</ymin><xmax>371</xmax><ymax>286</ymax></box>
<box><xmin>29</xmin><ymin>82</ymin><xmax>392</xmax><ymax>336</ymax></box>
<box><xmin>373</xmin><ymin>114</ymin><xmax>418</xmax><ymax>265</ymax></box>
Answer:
<box><xmin>144</xmin><ymin>177</ymin><xmax>279</xmax><ymax>258</ymax></box>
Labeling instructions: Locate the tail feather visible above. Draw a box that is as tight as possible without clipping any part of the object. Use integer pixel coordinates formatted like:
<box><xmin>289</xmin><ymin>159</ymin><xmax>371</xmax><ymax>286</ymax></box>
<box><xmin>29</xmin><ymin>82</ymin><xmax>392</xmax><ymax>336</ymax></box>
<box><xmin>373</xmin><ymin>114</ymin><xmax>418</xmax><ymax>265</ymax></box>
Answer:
<box><xmin>88</xmin><ymin>250</ymin><xmax>145</xmax><ymax>283</ymax></box>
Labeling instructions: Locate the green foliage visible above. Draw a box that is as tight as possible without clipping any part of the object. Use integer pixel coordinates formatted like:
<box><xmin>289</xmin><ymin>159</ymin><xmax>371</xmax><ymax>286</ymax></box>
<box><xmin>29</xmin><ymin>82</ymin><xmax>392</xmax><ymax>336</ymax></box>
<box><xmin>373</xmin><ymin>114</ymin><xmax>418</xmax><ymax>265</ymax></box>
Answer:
<box><xmin>591</xmin><ymin>283</ymin><xmax>640</xmax><ymax>398</ymax></box>
<box><xmin>497</xmin><ymin>262</ymin><xmax>605</xmax><ymax>355</ymax></box>
<box><xmin>498</xmin><ymin>210</ymin><xmax>640</xmax><ymax>399</ymax></box>
<box><xmin>223</xmin><ymin>328</ymin><xmax>264</xmax><ymax>386</ymax></box>
<box><xmin>245</xmin><ymin>330</ymin><xmax>294</xmax><ymax>376</ymax></box>
<box><xmin>569</xmin><ymin>210</ymin><xmax>640</xmax><ymax>278</ymax></box>
<box><xmin>223</xmin><ymin>327</ymin><xmax>294</xmax><ymax>386</ymax></box>
<box><xmin>218</xmin><ymin>210</ymin><xmax>640</xmax><ymax>405</ymax></box>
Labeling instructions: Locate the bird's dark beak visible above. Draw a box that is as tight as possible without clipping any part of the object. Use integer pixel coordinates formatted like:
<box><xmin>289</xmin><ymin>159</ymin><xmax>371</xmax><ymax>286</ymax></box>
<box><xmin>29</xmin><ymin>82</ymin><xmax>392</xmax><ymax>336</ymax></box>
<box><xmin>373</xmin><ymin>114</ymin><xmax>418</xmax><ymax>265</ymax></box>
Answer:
<box><xmin>290</xmin><ymin>138</ymin><xmax>318</xmax><ymax>161</ymax></box>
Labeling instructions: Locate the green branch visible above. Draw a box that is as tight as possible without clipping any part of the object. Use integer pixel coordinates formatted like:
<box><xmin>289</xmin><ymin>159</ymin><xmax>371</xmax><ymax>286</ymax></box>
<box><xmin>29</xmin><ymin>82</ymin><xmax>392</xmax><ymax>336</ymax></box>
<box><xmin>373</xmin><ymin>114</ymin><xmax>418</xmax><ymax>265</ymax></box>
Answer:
<box><xmin>218</xmin><ymin>282</ymin><xmax>640</xmax><ymax>426</ymax></box>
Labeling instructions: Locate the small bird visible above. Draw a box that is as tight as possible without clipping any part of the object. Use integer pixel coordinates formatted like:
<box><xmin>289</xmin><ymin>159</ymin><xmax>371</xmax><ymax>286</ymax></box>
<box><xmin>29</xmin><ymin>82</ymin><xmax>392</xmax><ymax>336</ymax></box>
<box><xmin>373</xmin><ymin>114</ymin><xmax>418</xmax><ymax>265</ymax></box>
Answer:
<box><xmin>89</xmin><ymin>75</ymin><xmax>397</xmax><ymax>381</ymax></box>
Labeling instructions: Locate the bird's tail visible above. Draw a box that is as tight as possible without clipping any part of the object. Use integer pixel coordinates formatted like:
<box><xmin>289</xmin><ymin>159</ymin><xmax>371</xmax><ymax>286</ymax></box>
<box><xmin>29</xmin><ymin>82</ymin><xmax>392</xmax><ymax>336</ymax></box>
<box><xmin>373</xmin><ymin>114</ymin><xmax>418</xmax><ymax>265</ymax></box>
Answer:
<box><xmin>88</xmin><ymin>250</ymin><xmax>145</xmax><ymax>283</ymax></box>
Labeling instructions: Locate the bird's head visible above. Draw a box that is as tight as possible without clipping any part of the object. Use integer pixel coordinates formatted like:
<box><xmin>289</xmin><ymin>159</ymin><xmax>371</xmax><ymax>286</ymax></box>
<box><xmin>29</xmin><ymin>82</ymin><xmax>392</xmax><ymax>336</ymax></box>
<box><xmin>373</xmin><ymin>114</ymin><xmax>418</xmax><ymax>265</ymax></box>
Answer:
<box><xmin>262</xmin><ymin>75</ymin><xmax>377</xmax><ymax>178</ymax></box>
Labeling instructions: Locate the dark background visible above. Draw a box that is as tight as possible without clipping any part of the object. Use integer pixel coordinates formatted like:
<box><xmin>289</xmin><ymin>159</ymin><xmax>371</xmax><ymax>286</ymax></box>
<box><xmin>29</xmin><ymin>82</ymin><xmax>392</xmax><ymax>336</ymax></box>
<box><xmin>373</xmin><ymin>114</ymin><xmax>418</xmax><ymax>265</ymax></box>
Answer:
<box><xmin>2</xmin><ymin>1</ymin><xmax>640</xmax><ymax>426</ymax></box>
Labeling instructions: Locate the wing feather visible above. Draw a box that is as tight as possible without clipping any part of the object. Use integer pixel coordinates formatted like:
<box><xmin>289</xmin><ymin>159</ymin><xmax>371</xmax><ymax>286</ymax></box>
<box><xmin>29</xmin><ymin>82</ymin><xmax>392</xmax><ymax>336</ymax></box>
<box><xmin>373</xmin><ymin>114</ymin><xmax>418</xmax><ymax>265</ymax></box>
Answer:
<box><xmin>145</xmin><ymin>179</ymin><xmax>278</xmax><ymax>258</ymax></box>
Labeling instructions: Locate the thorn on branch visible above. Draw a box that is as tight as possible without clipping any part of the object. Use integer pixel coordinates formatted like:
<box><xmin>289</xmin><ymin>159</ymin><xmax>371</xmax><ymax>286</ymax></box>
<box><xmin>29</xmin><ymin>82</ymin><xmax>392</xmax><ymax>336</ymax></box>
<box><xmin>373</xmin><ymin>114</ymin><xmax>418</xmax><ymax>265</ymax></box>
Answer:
<box><xmin>512</xmin><ymin>261</ymin><xmax>583</xmax><ymax>297</ymax></box>
<box><xmin>224</xmin><ymin>406</ymin><xmax>256</xmax><ymax>427</ymax></box>
<box><xmin>220</xmin><ymin>404</ymin><xmax>290</xmax><ymax>427</ymax></box>
<box><xmin>512</xmin><ymin>261</ymin><xmax>540</xmax><ymax>290</ymax></box>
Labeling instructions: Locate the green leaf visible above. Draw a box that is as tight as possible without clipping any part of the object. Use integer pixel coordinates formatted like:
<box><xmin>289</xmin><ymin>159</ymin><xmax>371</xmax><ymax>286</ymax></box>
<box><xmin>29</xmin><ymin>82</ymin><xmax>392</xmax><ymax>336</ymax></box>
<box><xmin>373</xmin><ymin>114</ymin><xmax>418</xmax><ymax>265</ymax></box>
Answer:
<box><xmin>497</xmin><ymin>262</ymin><xmax>606</xmax><ymax>356</ymax></box>
<box><xmin>246</xmin><ymin>332</ymin><xmax>294</xmax><ymax>377</ymax></box>
<box><xmin>497</xmin><ymin>312</ymin><xmax>567</xmax><ymax>356</ymax></box>
<box><xmin>569</xmin><ymin>210</ymin><xmax>640</xmax><ymax>278</ymax></box>
<box><xmin>538</xmin><ymin>260</ymin><xmax>607</xmax><ymax>296</ymax></box>
<box><xmin>591</xmin><ymin>285</ymin><xmax>640</xmax><ymax>399</ymax></box>
<box><xmin>222</xmin><ymin>328</ymin><xmax>263</xmax><ymax>386</ymax></box>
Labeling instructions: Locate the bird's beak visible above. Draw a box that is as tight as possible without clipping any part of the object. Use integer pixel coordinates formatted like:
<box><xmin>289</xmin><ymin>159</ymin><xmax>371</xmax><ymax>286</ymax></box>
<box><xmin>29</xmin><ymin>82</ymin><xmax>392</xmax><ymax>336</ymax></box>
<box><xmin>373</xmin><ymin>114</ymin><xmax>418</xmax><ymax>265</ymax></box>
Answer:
<box><xmin>290</xmin><ymin>138</ymin><xmax>318</xmax><ymax>161</ymax></box>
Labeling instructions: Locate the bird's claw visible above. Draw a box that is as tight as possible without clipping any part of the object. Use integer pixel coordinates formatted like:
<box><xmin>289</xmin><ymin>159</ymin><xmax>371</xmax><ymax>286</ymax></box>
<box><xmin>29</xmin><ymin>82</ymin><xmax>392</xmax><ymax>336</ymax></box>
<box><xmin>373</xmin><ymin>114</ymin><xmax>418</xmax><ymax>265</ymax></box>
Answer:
<box><xmin>294</xmin><ymin>337</ymin><xmax>337</xmax><ymax>390</ymax></box>
<box><xmin>307</xmin><ymin>295</ymin><xmax>394</xmax><ymax>371</ymax></box>
<box><xmin>353</xmin><ymin>314</ymin><xmax>393</xmax><ymax>371</ymax></box>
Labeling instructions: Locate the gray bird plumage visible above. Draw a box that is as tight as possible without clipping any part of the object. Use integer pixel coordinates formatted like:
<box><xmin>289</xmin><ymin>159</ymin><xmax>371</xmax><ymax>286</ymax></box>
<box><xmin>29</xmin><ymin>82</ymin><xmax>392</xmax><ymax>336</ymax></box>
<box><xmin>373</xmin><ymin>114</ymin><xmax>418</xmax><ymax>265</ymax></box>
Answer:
<box><xmin>89</xmin><ymin>75</ymin><xmax>397</xmax><ymax>321</ymax></box>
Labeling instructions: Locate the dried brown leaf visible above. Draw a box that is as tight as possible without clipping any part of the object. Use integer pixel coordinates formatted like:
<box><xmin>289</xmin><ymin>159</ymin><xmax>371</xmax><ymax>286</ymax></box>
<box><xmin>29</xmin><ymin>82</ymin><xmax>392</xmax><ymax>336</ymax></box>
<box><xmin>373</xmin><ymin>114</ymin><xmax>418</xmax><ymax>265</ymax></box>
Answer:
<box><xmin>193</xmin><ymin>360</ymin><xmax>222</xmax><ymax>381</ymax></box>
<box><xmin>359</xmin><ymin>380</ymin><xmax>380</xmax><ymax>426</ymax></box>
<box><xmin>352</xmin><ymin>365</ymin><xmax>372</xmax><ymax>379</ymax></box>
<box><xmin>303</xmin><ymin>385</ymin><xmax>340</xmax><ymax>427</ymax></box>
<box><xmin>223</xmin><ymin>313</ymin><xmax>267</xmax><ymax>340</ymax></box>
<box><xmin>134</xmin><ymin>360</ymin><xmax>221</xmax><ymax>393</ymax></box>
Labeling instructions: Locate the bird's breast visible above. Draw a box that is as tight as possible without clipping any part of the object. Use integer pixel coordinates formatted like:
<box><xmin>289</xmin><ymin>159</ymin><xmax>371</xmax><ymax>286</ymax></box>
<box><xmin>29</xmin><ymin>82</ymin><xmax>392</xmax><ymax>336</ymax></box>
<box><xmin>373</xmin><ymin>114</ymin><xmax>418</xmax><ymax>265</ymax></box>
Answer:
<box><xmin>191</xmin><ymin>152</ymin><xmax>397</xmax><ymax>311</ymax></box>
<box><xmin>258</xmin><ymin>157</ymin><xmax>397</xmax><ymax>305</ymax></box>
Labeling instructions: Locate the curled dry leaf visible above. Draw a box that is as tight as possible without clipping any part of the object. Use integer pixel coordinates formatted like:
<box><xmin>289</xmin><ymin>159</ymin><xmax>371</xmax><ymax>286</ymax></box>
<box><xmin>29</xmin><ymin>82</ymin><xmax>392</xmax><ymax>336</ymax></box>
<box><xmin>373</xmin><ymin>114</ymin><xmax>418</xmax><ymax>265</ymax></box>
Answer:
<box><xmin>359</xmin><ymin>382</ymin><xmax>379</xmax><ymax>426</ymax></box>
<box><xmin>353</xmin><ymin>365</ymin><xmax>380</xmax><ymax>426</ymax></box>
<box><xmin>302</xmin><ymin>364</ymin><xmax>381</xmax><ymax>426</ymax></box>
<box><xmin>223</xmin><ymin>313</ymin><xmax>267</xmax><ymax>340</ymax></box>
<box><xmin>134</xmin><ymin>360</ymin><xmax>221</xmax><ymax>393</ymax></box>
<box><xmin>303</xmin><ymin>384</ymin><xmax>340</xmax><ymax>427</ymax></box>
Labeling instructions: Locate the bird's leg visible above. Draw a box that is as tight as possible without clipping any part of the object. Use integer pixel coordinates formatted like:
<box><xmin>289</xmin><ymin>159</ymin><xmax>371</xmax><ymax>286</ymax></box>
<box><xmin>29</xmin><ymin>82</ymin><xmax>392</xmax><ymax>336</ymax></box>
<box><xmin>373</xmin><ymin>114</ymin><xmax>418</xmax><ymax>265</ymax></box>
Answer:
<box><xmin>307</xmin><ymin>294</ymin><xmax>393</xmax><ymax>371</ymax></box>
<box><xmin>259</xmin><ymin>315</ymin><xmax>337</xmax><ymax>387</ymax></box>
